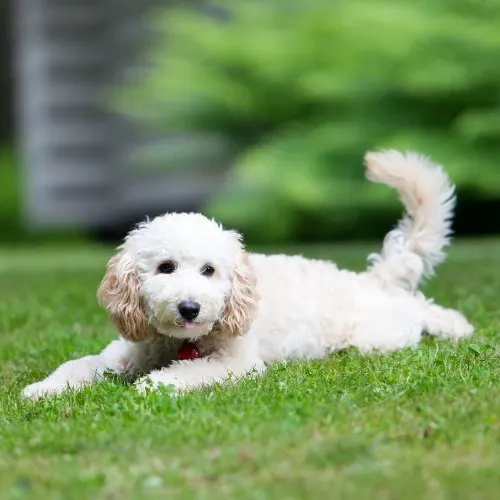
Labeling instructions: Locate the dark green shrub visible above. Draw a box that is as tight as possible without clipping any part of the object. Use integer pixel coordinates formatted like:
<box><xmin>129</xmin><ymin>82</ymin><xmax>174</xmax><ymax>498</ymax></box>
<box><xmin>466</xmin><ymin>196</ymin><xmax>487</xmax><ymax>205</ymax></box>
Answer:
<box><xmin>119</xmin><ymin>0</ymin><xmax>500</xmax><ymax>242</ymax></box>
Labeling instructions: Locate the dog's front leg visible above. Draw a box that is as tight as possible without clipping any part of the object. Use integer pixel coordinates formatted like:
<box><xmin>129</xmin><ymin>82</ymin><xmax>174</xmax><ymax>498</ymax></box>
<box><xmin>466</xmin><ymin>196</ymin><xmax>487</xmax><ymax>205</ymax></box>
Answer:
<box><xmin>135</xmin><ymin>336</ymin><xmax>264</xmax><ymax>395</ymax></box>
<box><xmin>135</xmin><ymin>356</ymin><xmax>265</xmax><ymax>394</ymax></box>
<box><xmin>22</xmin><ymin>339</ymin><xmax>146</xmax><ymax>400</ymax></box>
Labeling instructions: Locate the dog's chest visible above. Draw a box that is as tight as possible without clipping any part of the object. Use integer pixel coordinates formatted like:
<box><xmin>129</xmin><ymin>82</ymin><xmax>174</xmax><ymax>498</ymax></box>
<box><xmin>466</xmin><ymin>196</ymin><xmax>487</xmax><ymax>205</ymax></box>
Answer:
<box><xmin>147</xmin><ymin>334</ymin><xmax>223</xmax><ymax>367</ymax></box>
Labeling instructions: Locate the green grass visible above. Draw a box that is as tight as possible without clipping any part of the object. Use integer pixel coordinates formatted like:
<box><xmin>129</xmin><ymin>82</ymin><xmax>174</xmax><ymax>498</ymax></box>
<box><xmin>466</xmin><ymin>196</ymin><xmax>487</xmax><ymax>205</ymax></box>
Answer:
<box><xmin>1</xmin><ymin>240</ymin><xmax>500</xmax><ymax>499</ymax></box>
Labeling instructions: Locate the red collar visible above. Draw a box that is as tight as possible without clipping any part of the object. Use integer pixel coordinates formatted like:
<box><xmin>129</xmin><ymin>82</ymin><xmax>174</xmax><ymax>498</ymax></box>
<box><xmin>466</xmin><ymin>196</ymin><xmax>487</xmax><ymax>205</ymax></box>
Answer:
<box><xmin>177</xmin><ymin>341</ymin><xmax>201</xmax><ymax>361</ymax></box>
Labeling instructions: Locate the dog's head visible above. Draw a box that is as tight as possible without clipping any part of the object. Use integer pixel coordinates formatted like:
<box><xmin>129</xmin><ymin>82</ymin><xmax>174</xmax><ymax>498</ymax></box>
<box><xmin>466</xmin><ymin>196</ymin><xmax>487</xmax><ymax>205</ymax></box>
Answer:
<box><xmin>97</xmin><ymin>213</ymin><xmax>258</xmax><ymax>341</ymax></box>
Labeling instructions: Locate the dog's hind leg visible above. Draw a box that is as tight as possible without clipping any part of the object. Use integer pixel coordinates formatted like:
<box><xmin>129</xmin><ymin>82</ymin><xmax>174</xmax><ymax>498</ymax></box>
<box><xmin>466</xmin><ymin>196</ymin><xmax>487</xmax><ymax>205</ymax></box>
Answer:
<box><xmin>422</xmin><ymin>302</ymin><xmax>474</xmax><ymax>340</ymax></box>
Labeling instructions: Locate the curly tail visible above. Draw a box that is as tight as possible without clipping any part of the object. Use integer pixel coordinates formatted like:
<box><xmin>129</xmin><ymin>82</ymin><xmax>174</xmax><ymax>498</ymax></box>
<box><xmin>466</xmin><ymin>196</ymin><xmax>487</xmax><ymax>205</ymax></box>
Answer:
<box><xmin>365</xmin><ymin>150</ymin><xmax>456</xmax><ymax>290</ymax></box>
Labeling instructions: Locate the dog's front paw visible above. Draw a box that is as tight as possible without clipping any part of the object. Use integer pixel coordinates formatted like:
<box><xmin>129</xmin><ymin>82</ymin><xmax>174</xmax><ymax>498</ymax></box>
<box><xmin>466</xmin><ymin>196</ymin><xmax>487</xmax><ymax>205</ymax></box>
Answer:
<box><xmin>22</xmin><ymin>380</ymin><xmax>66</xmax><ymax>401</ymax></box>
<box><xmin>135</xmin><ymin>370</ymin><xmax>184</xmax><ymax>396</ymax></box>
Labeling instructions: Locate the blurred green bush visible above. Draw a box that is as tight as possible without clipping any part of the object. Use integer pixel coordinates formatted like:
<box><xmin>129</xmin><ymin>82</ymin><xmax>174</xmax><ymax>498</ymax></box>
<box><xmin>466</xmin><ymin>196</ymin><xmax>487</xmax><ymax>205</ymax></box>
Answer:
<box><xmin>119</xmin><ymin>0</ymin><xmax>500</xmax><ymax>242</ymax></box>
<box><xmin>0</xmin><ymin>147</ymin><xmax>84</xmax><ymax>245</ymax></box>
<box><xmin>0</xmin><ymin>147</ymin><xmax>21</xmax><ymax>239</ymax></box>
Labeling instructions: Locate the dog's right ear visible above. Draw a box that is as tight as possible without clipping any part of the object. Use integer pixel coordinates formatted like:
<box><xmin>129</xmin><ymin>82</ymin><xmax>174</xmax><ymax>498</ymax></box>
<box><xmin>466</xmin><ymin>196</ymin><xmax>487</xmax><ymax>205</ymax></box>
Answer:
<box><xmin>97</xmin><ymin>248</ymin><xmax>153</xmax><ymax>342</ymax></box>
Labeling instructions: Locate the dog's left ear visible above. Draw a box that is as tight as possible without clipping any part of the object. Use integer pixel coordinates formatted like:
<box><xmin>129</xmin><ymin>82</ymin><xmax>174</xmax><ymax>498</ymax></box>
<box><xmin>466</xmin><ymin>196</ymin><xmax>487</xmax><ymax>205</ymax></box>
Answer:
<box><xmin>219</xmin><ymin>235</ymin><xmax>258</xmax><ymax>337</ymax></box>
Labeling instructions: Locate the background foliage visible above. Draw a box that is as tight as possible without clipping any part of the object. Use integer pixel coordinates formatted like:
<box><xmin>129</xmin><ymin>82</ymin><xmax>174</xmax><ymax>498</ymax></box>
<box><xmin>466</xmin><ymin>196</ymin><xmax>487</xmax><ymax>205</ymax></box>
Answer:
<box><xmin>120</xmin><ymin>0</ymin><xmax>500</xmax><ymax>243</ymax></box>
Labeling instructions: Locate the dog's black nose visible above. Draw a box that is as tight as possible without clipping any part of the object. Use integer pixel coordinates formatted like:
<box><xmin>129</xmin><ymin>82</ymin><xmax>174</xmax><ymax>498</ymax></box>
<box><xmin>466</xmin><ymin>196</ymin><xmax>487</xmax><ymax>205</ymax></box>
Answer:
<box><xmin>178</xmin><ymin>300</ymin><xmax>201</xmax><ymax>321</ymax></box>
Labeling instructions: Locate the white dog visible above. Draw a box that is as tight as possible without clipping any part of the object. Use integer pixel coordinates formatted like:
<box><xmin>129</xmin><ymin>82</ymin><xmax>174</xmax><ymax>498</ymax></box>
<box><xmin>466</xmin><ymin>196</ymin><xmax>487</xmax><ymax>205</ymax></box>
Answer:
<box><xmin>22</xmin><ymin>150</ymin><xmax>474</xmax><ymax>400</ymax></box>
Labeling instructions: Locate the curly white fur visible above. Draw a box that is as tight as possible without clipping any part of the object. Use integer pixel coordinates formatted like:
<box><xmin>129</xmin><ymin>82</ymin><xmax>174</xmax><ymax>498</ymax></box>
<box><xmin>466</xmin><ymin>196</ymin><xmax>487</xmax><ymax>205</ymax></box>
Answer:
<box><xmin>22</xmin><ymin>150</ymin><xmax>474</xmax><ymax>400</ymax></box>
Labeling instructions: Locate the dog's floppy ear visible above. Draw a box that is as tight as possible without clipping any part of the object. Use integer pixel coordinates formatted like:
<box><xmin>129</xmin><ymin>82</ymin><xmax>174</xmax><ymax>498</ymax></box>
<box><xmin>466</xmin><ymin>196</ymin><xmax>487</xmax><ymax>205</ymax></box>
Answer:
<box><xmin>97</xmin><ymin>248</ymin><xmax>153</xmax><ymax>342</ymax></box>
<box><xmin>219</xmin><ymin>236</ymin><xmax>258</xmax><ymax>337</ymax></box>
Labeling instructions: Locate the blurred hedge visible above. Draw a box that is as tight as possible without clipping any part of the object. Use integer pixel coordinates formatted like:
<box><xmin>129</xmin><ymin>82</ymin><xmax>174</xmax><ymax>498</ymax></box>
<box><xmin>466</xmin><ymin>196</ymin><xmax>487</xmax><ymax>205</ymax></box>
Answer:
<box><xmin>0</xmin><ymin>148</ymin><xmax>21</xmax><ymax>240</ymax></box>
<box><xmin>0</xmin><ymin>148</ymin><xmax>85</xmax><ymax>244</ymax></box>
<box><xmin>118</xmin><ymin>0</ymin><xmax>500</xmax><ymax>242</ymax></box>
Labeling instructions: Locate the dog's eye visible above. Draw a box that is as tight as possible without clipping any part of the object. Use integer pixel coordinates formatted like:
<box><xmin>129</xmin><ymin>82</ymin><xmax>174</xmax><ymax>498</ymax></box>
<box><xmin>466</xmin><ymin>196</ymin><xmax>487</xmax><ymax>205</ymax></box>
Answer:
<box><xmin>157</xmin><ymin>261</ymin><xmax>176</xmax><ymax>274</ymax></box>
<box><xmin>201</xmin><ymin>265</ymin><xmax>215</xmax><ymax>277</ymax></box>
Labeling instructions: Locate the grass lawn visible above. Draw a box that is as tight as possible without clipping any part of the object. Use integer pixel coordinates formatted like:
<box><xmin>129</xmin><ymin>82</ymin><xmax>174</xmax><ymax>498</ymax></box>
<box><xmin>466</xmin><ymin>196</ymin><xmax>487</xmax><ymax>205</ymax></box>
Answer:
<box><xmin>1</xmin><ymin>239</ymin><xmax>499</xmax><ymax>499</ymax></box>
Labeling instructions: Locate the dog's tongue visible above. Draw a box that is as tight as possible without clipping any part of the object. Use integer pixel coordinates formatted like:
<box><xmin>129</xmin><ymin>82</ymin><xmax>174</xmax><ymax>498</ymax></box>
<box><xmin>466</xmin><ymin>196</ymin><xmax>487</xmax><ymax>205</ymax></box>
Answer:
<box><xmin>183</xmin><ymin>321</ymin><xmax>196</xmax><ymax>330</ymax></box>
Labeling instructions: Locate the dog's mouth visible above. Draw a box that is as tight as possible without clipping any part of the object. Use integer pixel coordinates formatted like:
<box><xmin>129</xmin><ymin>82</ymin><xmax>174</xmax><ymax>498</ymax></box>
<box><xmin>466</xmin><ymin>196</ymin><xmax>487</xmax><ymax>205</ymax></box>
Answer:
<box><xmin>155</xmin><ymin>316</ymin><xmax>214</xmax><ymax>339</ymax></box>
<box><xmin>153</xmin><ymin>310</ymin><xmax>215</xmax><ymax>338</ymax></box>
<box><xmin>172</xmin><ymin>318</ymin><xmax>200</xmax><ymax>330</ymax></box>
